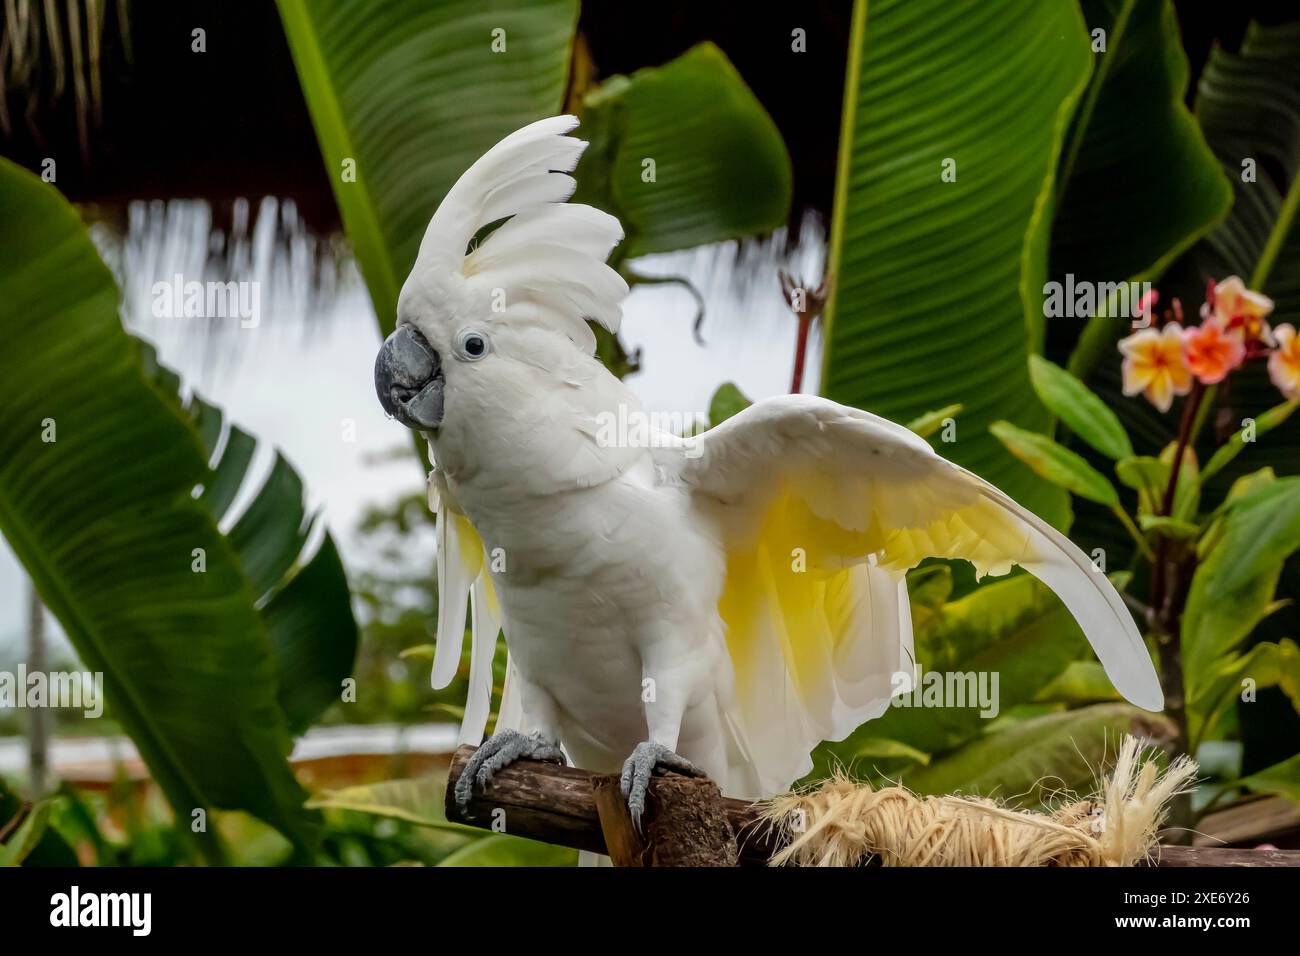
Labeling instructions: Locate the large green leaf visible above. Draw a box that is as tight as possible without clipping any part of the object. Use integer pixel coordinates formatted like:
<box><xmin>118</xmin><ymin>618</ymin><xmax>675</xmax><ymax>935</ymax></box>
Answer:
<box><xmin>990</xmin><ymin>421</ymin><xmax>1120</xmax><ymax>506</ymax></box>
<box><xmin>0</xmin><ymin>159</ymin><xmax>318</xmax><ymax>857</ymax></box>
<box><xmin>310</xmin><ymin>775</ymin><xmax>574</xmax><ymax>865</ymax></box>
<box><xmin>1197</xmin><ymin>22</ymin><xmax>1300</xmax><ymax>296</ymax></box>
<box><xmin>0</xmin><ymin>783</ymin><xmax>78</xmax><ymax>867</ymax></box>
<box><xmin>900</xmin><ymin>703</ymin><xmax>1175</xmax><ymax>803</ymax></box>
<box><xmin>1034</xmin><ymin>660</ymin><xmax>1123</xmax><ymax>706</ymax></box>
<box><xmin>820</xmin><ymin>0</ymin><xmax>1092</xmax><ymax>526</ymax></box>
<box><xmin>0</xmin><ymin>799</ymin><xmax>56</xmax><ymax>868</ymax></box>
<box><xmin>1189</xmin><ymin>639</ymin><xmax>1300</xmax><ymax>746</ymax></box>
<box><xmin>1028</xmin><ymin>355</ymin><xmax>1132</xmax><ymax>460</ymax></box>
<box><xmin>276</xmin><ymin>0</ymin><xmax>580</xmax><ymax>337</ymax></box>
<box><xmin>1182</xmin><ymin>478</ymin><xmax>1300</xmax><ymax>710</ymax></box>
<box><xmin>1054</xmin><ymin>0</ymin><xmax>1232</xmax><ymax>370</ymax></box>
<box><xmin>1240</xmin><ymin>751</ymin><xmax>1300</xmax><ymax>804</ymax></box>
<box><xmin>572</xmin><ymin>42</ymin><xmax>792</xmax><ymax>261</ymax></box>
<box><xmin>136</xmin><ymin>353</ymin><xmax>360</xmax><ymax>736</ymax></box>
<box><xmin>307</xmin><ymin>776</ymin><xmax>466</xmax><ymax>832</ymax></box>
<box><xmin>260</xmin><ymin>536</ymin><xmax>357</xmax><ymax>733</ymax></box>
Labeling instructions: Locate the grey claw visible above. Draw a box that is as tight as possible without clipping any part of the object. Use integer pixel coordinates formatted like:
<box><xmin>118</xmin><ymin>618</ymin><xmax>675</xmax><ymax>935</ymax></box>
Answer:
<box><xmin>619</xmin><ymin>741</ymin><xmax>703</xmax><ymax>834</ymax></box>
<box><xmin>454</xmin><ymin>730</ymin><xmax>565</xmax><ymax>816</ymax></box>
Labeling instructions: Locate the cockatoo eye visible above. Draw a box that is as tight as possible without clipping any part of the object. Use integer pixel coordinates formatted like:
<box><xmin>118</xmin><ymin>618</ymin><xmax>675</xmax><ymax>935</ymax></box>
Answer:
<box><xmin>453</xmin><ymin>329</ymin><xmax>490</xmax><ymax>362</ymax></box>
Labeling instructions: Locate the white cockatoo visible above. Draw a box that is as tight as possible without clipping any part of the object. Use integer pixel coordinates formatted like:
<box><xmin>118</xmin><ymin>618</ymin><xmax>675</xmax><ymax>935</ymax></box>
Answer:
<box><xmin>374</xmin><ymin>116</ymin><xmax>1163</xmax><ymax>825</ymax></box>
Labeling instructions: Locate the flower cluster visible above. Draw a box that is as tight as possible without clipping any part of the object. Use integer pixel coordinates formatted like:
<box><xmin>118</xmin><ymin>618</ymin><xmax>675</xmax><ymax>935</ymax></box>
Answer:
<box><xmin>1118</xmin><ymin>276</ymin><xmax>1294</xmax><ymax>411</ymax></box>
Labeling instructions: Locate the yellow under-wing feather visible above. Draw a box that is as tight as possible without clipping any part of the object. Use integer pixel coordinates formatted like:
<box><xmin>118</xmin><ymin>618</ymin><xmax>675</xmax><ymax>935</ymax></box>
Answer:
<box><xmin>721</xmin><ymin>485</ymin><xmax>1026</xmax><ymax>687</ymax></box>
<box><xmin>684</xmin><ymin>394</ymin><xmax>1161</xmax><ymax>795</ymax></box>
<box><xmin>716</xmin><ymin>485</ymin><xmax>924</xmax><ymax>791</ymax></box>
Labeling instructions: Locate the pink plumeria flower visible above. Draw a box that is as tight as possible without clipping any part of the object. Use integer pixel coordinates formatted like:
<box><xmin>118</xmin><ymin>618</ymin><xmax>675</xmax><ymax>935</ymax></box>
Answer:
<box><xmin>1119</xmin><ymin>323</ymin><xmax>1193</xmax><ymax>412</ymax></box>
<box><xmin>1211</xmin><ymin>275</ymin><xmax>1275</xmax><ymax>345</ymax></box>
<box><xmin>1269</xmin><ymin>324</ymin><xmax>1300</xmax><ymax>400</ymax></box>
<box><xmin>1183</xmin><ymin>319</ymin><xmax>1246</xmax><ymax>385</ymax></box>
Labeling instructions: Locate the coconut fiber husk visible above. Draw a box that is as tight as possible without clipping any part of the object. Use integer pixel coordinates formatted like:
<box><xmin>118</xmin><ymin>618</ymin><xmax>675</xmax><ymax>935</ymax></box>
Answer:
<box><xmin>757</xmin><ymin>735</ymin><xmax>1197</xmax><ymax>867</ymax></box>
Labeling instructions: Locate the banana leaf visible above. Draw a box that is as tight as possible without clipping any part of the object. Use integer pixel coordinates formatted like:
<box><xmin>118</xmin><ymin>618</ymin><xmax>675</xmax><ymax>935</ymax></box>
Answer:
<box><xmin>820</xmin><ymin>0</ymin><xmax>1095</xmax><ymax>526</ymax></box>
<box><xmin>0</xmin><ymin>159</ymin><xmax>353</xmax><ymax>858</ymax></box>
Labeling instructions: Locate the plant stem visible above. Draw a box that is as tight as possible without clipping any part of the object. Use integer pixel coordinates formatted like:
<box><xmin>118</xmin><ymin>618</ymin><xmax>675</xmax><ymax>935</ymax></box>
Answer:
<box><xmin>1118</xmin><ymin>589</ymin><xmax>1153</xmax><ymax>625</ymax></box>
<box><xmin>1111</xmin><ymin>503</ymin><xmax>1155</xmax><ymax>562</ymax></box>
<box><xmin>1148</xmin><ymin>382</ymin><xmax>1206</xmax><ymax>842</ymax></box>
<box><xmin>0</xmin><ymin>803</ymin><xmax>26</xmax><ymax>843</ymax></box>
<box><xmin>1160</xmin><ymin>381</ymin><xmax>1205</xmax><ymax>518</ymax></box>
<box><xmin>1188</xmin><ymin>382</ymin><xmax>1216</xmax><ymax>448</ymax></box>
<box><xmin>1148</xmin><ymin>528</ymin><xmax>1195</xmax><ymax>841</ymax></box>
<box><xmin>790</xmin><ymin>313</ymin><xmax>813</xmax><ymax>394</ymax></box>
<box><xmin>1250</xmin><ymin>172</ymin><xmax>1300</xmax><ymax>290</ymax></box>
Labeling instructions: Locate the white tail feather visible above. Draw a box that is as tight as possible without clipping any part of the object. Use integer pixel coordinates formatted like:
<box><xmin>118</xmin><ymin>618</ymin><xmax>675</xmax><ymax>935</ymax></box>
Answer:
<box><xmin>432</xmin><ymin>501</ymin><xmax>470</xmax><ymax>690</ymax></box>
<box><xmin>459</xmin><ymin>575</ymin><xmax>502</xmax><ymax>746</ymax></box>
<box><xmin>495</xmin><ymin>654</ymin><xmax>527</xmax><ymax>733</ymax></box>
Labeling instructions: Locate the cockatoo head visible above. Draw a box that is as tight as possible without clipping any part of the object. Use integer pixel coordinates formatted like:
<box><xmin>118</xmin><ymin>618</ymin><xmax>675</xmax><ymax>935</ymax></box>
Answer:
<box><xmin>374</xmin><ymin>116</ymin><xmax>628</xmax><ymax>438</ymax></box>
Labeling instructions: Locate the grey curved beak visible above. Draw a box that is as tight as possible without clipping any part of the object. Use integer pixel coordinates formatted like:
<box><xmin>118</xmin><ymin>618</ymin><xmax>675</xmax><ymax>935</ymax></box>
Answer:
<box><xmin>375</xmin><ymin>324</ymin><xmax>444</xmax><ymax>430</ymax></box>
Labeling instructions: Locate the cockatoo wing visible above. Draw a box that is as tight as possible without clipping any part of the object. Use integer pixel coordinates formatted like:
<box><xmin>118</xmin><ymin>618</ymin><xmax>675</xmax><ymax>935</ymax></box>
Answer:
<box><xmin>428</xmin><ymin>462</ymin><xmax>503</xmax><ymax>746</ymax></box>
<box><xmin>665</xmin><ymin>394</ymin><xmax>1162</xmax><ymax>792</ymax></box>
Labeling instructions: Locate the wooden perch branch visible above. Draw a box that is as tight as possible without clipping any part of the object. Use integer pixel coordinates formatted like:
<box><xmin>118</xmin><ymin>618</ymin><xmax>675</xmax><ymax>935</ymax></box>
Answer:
<box><xmin>445</xmin><ymin>745</ymin><xmax>777</xmax><ymax>865</ymax></box>
<box><xmin>444</xmin><ymin>745</ymin><xmax>1300</xmax><ymax>867</ymax></box>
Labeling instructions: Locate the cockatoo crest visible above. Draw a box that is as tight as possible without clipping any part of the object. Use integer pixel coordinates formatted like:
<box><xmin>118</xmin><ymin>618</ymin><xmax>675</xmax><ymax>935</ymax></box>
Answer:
<box><xmin>399</xmin><ymin>115</ymin><xmax>628</xmax><ymax>354</ymax></box>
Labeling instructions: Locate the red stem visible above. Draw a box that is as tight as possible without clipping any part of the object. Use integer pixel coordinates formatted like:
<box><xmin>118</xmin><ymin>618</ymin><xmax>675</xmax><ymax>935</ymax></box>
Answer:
<box><xmin>1160</xmin><ymin>381</ymin><xmax>1205</xmax><ymax>518</ymax></box>
<box><xmin>1147</xmin><ymin>382</ymin><xmax>1206</xmax><ymax>813</ymax></box>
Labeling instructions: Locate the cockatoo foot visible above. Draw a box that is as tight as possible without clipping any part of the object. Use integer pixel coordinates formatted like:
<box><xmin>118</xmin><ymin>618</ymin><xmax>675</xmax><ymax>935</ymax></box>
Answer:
<box><xmin>455</xmin><ymin>730</ymin><xmax>565</xmax><ymax>815</ymax></box>
<box><xmin>619</xmin><ymin>741</ymin><xmax>704</xmax><ymax>833</ymax></box>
